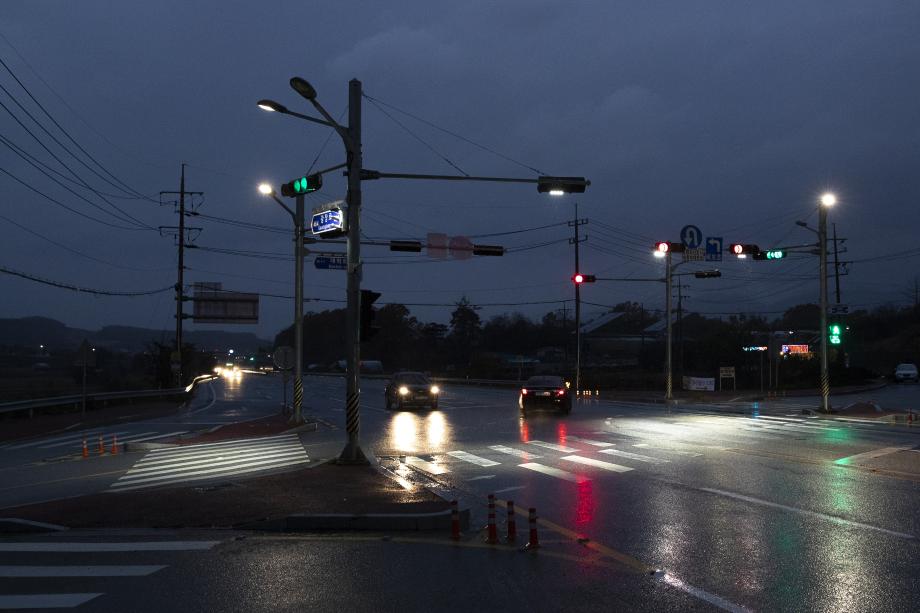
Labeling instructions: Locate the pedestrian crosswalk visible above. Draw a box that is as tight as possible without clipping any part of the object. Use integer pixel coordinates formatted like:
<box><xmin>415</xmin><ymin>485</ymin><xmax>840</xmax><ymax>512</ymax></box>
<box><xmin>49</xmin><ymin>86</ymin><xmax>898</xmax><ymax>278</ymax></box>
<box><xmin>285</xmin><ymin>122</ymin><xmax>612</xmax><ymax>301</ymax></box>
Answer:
<box><xmin>110</xmin><ymin>434</ymin><xmax>309</xmax><ymax>492</ymax></box>
<box><xmin>393</xmin><ymin>412</ymin><xmax>899</xmax><ymax>487</ymax></box>
<box><xmin>0</xmin><ymin>539</ymin><xmax>220</xmax><ymax>609</ymax></box>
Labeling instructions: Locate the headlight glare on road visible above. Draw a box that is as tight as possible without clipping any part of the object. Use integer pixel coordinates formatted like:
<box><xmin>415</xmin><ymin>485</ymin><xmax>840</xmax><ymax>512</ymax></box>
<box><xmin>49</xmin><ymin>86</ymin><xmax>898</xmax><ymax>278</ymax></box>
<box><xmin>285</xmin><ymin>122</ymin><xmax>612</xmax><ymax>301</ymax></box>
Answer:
<box><xmin>430</xmin><ymin>385</ymin><xmax>440</xmax><ymax>395</ymax></box>
<box><xmin>399</xmin><ymin>386</ymin><xmax>409</xmax><ymax>396</ymax></box>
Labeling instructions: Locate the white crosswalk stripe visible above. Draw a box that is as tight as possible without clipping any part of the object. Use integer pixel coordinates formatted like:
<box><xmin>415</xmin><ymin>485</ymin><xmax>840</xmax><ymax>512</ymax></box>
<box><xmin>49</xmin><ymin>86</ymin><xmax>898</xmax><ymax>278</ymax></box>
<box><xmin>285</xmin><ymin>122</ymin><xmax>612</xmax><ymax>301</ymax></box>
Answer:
<box><xmin>446</xmin><ymin>450</ymin><xmax>500</xmax><ymax>467</ymax></box>
<box><xmin>0</xmin><ymin>540</ymin><xmax>219</xmax><ymax>609</ymax></box>
<box><xmin>488</xmin><ymin>445</ymin><xmax>542</xmax><ymax>460</ymax></box>
<box><xmin>110</xmin><ymin>435</ymin><xmax>308</xmax><ymax>492</ymax></box>
<box><xmin>599</xmin><ymin>449</ymin><xmax>669</xmax><ymax>464</ymax></box>
<box><xmin>405</xmin><ymin>456</ymin><xmax>449</xmax><ymax>475</ymax></box>
<box><xmin>560</xmin><ymin>455</ymin><xmax>633</xmax><ymax>473</ymax></box>
<box><xmin>526</xmin><ymin>440</ymin><xmax>578</xmax><ymax>453</ymax></box>
<box><xmin>518</xmin><ymin>462</ymin><xmax>590</xmax><ymax>483</ymax></box>
<box><xmin>566</xmin><ymin>436</ymin><xmax>614</xmax><ymax>447</ymax></box>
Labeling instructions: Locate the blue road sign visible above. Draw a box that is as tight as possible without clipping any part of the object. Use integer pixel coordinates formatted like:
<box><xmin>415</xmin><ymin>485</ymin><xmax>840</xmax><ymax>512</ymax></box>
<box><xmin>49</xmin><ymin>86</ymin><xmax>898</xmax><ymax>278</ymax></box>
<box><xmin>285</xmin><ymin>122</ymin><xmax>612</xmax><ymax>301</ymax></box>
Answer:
<box><xmin>314</xmin><ymin>256</ymin><xmax>347</xmax><ymax>270</ymax></box>
<box><xmin>311</xmin><ymin>208</ymin><xmax>345</xmax><ymax>235</ymax></box>
<box><xmin>705</xmin><ymin>236</ymin><xmax>723</xmax><ymax>262</ymax></box>
<box><xmin>680</xmin><ymin>225</ymin><xmax>703</xmax><ymax>249</ymax></box>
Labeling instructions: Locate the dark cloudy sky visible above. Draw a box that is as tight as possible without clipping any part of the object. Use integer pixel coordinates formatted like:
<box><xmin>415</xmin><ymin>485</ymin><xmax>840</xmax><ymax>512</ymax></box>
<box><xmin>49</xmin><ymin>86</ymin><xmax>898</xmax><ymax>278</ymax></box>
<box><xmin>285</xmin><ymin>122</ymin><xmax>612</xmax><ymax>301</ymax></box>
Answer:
<box><xmin>2</xmin><ymin>1</ymin><xmax>918</xmax><ymax>341</ymax></box>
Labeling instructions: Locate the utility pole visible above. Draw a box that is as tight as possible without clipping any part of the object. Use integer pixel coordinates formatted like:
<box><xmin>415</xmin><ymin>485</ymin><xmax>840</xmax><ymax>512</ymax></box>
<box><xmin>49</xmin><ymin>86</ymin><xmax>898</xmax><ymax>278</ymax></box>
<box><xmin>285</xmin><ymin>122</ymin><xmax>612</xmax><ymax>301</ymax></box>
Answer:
<box><xmin>832</xmin><ymin>223</ymin><xmax>841</xmax><ymax>304</ymax></box>
<box><xmin>568</xmin><ymin>204</ymin><xmax>588</xmax><ymax>396</ymax></box>
<box><xmin>665</xmin><ymin>250</ymin><xmax>673</xmax><ymax>401</ymax></box>
<box><xmin>340</xmin><ymin>79</ymin><xmax>365</xmax><ymax>463</ymax></box>
<box><xmin>818</xmin><ymin>199</ymin><xmax>831</xmax><ymax>413</ymax></box>
<box><xmin>293</xmin><ymin>194</ymin><xmax>305</xmax><ymax>424</ymax></box>
<box><xmin>159</xmin><ymin>164</ymin><xmax>202</xmax><ymax>386</ymax></box>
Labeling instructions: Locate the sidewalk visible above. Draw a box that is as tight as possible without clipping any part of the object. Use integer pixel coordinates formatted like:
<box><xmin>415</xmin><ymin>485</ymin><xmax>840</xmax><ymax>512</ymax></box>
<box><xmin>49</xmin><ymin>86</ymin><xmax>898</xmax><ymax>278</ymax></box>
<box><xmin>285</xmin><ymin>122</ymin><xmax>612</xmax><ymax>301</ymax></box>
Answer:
<box><xmin>1</xmin><ymin>422</ymin><xmax>455</xmax><ymax>533</ymax></box>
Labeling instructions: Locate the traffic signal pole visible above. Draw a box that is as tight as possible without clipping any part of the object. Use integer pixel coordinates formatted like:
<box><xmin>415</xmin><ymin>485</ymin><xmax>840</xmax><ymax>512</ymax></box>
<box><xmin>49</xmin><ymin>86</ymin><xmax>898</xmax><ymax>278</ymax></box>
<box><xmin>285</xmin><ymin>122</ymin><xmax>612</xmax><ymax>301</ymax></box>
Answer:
<box><xmin>665</xmin><ymin>250</ymin><xmax>673</xmax><ymax>401</ymax></box>
<box><xmin>293</xmin><ymin>194</ymin><xmax>305</xmax><ymax>424</ymax></box>
<box><xmin>340</xmin><ymin>79</ymin><xmax>367</xmax><ymax>463</ymax></box>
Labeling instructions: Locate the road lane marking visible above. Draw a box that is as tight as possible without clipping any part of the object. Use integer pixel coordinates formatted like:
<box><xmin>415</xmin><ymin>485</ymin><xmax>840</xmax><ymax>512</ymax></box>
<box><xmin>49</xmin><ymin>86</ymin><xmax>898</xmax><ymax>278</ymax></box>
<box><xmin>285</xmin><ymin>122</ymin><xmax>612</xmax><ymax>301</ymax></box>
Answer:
<box><xmin>123</xmin><ymin>446</ymin><xmax>307</xmax><ymax>477</ymax></box>
<box><xmin>599</xmin><ymin>449</ymin><xmax>669</xmax><ymax>464</ymax></box>
<box><xmin>488</xmin><ymin>445</ymin><xmax>541</xmax><ymax>460</ymax></box>
<box><xmin>632</xmin><ymin>443</ymin><xmax>702</xmax><ymax>457</ymax></box>
<box><xmin>560</xmin><ymin>455</ymin><xmax>633</xmax><ymax>473</ymax></box>
<box><xmin>0</xmin><ymin>593</ymin><xmax>103</xmax><ymax>609</ymax></box>
<box><xmin>494</xmin><ymin>485</ymin><xmax>526</xmax><ymax>493</ymax></box>
<box><xmin>526</xmin><ymin>440</ymin><xmax>578</xmax><ymax>453</ymax></box>
<box><xmin>566</xmin><ymin>436</ymin><xmax>613</xmax><ymax>447</ymax></box>
<box><xmin>446</xmin><ymin>450</ymin><xmax>500</xmax><ymax>467</ymax></box>
<box><xmin>405</xmin><ymin>456</ymin><xmax>449</xmax><ymax>475</ymax></box>
<box><xmin>111</xmin><ymin>453</ymin><xmax>309</xmax><ymax>489</ymax></box>
<box><xmin>834</xmin><ymin>446</ymin><xmax>914</xmax><ymax>465</ymax></box>
<box><xmin>0</xmin><ymin>565</ymin><xmax>166</xmax><ymax>577</ymax></box>
<box><xmin>122</xmin><ymin>431</ymin><xmax>189</xmax><ymax>444</ymax></box>
<box><xmin>700</xmin><ymin>487</ymin><xmax>915</xmax><ymax>540</ymax></box>
<box><xmin>655</xmin><ymin>571</ymin><xmax>751</xmax><ymax>613</ymax></box>
<box><xmin>0</xmin><ymin>541</ymin><xmax>220</xmax><ymax>552</ymax></box>
<box><xmin>466</xmin><ymin>475</ymin><xmax>496</xmax><ymax>481</ymax></box>
<box><xmin>518</xmin><ymin>462</ymin><xmax>589</xmax><ymax>483</ymax></box>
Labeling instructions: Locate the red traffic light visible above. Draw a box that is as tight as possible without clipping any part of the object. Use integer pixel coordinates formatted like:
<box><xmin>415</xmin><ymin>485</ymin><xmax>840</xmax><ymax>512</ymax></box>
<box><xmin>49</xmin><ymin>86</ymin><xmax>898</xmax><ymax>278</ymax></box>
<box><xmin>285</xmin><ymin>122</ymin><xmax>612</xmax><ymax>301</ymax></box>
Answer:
<box><xmin>574</xmin><ymin>273</ymin><xmax>585</xmax><ymax>283</ymax></box>
<box><xmin>656</xmin><ymin>242</ymin><xmax>670</xmax><ymax>254</ymax></box>
<box><xmin>731</xmin><ymin>243</ymin><xmax>744</xmax><ymax>255</ymax></box>
<box><xmin>572</xmin><ymin>273</ymin><xmax>596</xmax><ymax>284</ymax></box>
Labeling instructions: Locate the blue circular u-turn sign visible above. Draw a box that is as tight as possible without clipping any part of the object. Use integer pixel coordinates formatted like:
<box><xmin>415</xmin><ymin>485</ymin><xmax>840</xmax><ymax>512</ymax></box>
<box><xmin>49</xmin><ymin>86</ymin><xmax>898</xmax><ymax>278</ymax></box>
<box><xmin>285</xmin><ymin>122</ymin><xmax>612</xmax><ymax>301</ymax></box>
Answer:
<box><xmin>680</xmin><ymin>225</ymin><xmax>703</xmax><ymax>249</ymax></box>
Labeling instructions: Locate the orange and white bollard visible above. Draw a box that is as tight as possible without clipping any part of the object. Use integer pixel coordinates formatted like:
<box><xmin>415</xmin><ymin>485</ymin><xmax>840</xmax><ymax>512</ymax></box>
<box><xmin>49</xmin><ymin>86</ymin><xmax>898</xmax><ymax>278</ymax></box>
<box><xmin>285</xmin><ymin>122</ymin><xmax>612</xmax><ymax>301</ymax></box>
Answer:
<box><xmin>506</xmin><ymin>500</ymin><xmax>517</xmax><ymax>542</ymax></box>
<box><xmin>525</xmin><ymin>507</ymin><xmax>540</xmax><ymax>550</ymax></box>
<box><xmin>110</xmin><ymin>434</ymin><xmax>118</xmax><ymax>455</ymax></box>
<box><xmin>485</xmin><ymin>494</ymin><xmax>498</xmax><ymax>544</ymax></box>
<box><xmin>98</xmin><ymin>434</ymin><xmax>105</xmax><ymax>455</ymax></box>
<box><xmin>450</xmin><ymin>500</ymin><xmax>461</xmax><ymax>541</ymax></box>
<box><xmin>82</xmin><ymin>439</ymin><xmax>88</xmax><ymax>459</ymax></box>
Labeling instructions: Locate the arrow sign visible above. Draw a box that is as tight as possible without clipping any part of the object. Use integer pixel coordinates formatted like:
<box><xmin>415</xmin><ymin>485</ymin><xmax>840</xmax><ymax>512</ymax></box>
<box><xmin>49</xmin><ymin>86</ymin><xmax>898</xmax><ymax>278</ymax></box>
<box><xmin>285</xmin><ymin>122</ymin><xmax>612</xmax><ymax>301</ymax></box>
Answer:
<box><xmin>705</xmin><ymin>236</ymin><xmax>723</xmax><ymax>262</ymax></box>
<box><xmin>680</xmin><ymin>225</ymin><xmax>703</xmax><ymax>249</ymax></box>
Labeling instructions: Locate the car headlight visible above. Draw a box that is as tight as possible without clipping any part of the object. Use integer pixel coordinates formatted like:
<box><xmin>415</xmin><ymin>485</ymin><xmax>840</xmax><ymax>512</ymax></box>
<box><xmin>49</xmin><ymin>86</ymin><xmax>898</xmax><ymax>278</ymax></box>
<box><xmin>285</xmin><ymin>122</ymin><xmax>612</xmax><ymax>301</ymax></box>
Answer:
<box><xmin>398</xmin><ymin>386</ymin><xmax>409</xmax><ymax>396</ymax></box>
<box><xmin>430</xmin><ymin>385</ymin><xmax>440</xmax><ymax>395</ymax></box>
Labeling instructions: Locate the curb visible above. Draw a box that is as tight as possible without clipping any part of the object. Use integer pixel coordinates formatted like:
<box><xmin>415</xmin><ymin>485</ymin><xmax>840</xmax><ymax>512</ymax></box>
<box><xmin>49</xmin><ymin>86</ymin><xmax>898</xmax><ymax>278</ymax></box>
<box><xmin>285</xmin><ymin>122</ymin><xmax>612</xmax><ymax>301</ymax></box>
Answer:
<box><xmin>239</xmin><ymin>508</ymin><xmax>469</xmax><ymax>532</ymax></box>
<box><xmin>0</xmin><ymin>518</ymin><xmax>69</xmax><ymax>534</ymax></box>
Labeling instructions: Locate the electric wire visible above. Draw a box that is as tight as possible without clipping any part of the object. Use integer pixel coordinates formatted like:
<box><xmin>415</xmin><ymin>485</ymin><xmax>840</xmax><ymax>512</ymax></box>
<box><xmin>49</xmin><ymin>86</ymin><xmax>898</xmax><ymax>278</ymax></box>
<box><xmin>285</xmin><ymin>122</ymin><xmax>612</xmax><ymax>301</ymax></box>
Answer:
<box><xmin>0</xmin><ymin>265</ymin><xmax>173</xmax><ymax>296</ymax></box>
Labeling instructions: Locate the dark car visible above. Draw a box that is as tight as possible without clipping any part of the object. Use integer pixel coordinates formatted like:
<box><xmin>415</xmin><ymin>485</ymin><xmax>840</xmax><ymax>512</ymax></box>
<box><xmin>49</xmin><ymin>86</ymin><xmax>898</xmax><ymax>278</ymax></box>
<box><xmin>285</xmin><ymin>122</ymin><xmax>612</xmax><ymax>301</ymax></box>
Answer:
<box><xmin>519</xmin><ymin>375</ymin><xmax>571</xmax><ymax>414</ymax></box>
<box><xmin>385</xmin><ymin>372</ymin><xmax>440</xmax><ymax>410</ymax></box>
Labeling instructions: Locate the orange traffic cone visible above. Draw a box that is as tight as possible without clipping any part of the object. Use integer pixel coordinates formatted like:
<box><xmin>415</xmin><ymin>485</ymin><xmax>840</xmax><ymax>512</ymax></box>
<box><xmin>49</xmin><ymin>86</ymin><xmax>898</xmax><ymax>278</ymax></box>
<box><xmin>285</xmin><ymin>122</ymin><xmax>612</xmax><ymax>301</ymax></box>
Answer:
<box><xmin>485</xmin><ymin>494</ymin><xmax>498</xmax><ymax>544</ymax></box>
<box><xmin>450</xmin><ymin>500</ymin><xmax>461</xmax><ymax>541</ymax></box>
<box><xmin>82</xmin><ymin>439</ymin><xmax>88</xmax><ymax>459</ymax></box>
<box><xmin>525</xmin><ymin>507</ymin><xmax>540</xmax><ymax>550</ymax></box>
<box><xmin>110</xmin><ymin>434</ymin><xmax>118</xmax><ymax>455</ymax></box>
<box><xmin>98</xmin><ymin>434</ymin><xmax>105</xmax><ymax>455</ymax></box>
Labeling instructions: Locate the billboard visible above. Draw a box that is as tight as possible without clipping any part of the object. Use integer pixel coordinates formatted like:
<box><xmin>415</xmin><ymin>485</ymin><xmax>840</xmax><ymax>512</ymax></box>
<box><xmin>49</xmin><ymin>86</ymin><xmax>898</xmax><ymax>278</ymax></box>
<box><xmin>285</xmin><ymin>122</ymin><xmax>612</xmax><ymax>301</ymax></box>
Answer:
<box><xmin>192</xmin><ymin>282</ymin><xmax>259</xmax><ymax>324</ymax></box>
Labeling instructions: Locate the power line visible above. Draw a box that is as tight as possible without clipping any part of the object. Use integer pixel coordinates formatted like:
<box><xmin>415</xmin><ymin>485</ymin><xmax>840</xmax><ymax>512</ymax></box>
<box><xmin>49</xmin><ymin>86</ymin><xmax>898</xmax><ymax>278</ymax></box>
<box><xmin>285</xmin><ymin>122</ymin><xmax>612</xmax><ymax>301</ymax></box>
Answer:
<box><xmin>0</xmin><ymin>54</ymin><xmax>153</xmax><ymax>201</ymax></box>
<box><xmin>0</xmin><ymin>166</ymin><xmax>149</xmax><ymax>230</ymax></box>
<box><xmin>363</xmin><ymin>93</ymin><xmax>546</xmax><ymax>175</ymax></box>
<box><xmin>0</xmin><ymin>265</ymin><xmax>173</xmax><ymax>296</ymax></box>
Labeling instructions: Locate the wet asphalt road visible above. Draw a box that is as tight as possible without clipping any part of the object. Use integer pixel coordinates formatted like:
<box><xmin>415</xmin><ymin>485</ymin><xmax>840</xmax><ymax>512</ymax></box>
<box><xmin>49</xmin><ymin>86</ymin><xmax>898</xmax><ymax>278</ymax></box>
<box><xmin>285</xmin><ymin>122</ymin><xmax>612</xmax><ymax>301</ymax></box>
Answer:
<box><xmin>2</xmin><ymin>373</ymin><xmax>919</xmax><ymax>611</ymax></box>
<box><xmin>294</xmin><ymin>374</ymin><xmax>920</xmax><ymax>612</ymax></box>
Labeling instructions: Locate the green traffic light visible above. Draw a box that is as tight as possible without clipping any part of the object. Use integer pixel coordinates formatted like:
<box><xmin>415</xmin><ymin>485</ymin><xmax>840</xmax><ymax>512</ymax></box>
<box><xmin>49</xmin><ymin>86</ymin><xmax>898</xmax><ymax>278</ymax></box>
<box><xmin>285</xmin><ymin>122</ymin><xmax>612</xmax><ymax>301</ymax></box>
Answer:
<box><xmin>765</xmin><ymin>250</ymin><xmax>785</xmax><ymax>259</ymax></box>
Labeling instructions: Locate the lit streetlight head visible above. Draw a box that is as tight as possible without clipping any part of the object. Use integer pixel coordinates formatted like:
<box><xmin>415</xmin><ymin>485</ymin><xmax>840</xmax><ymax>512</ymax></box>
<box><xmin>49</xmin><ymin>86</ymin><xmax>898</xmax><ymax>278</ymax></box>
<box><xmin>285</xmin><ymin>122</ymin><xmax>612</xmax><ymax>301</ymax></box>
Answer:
<box><xmin>289</xmin><ymin>77</ymin><xmax>317</xmax><ymax>101</ymax></box>
<box><xmin>257</xmin><ymin>99</ymin><xmax>287</xmax><ymax>113</ymax></box>
<box><xmin>257</xmin><ymin>183</ymin><xmax>273</xmax><ymax>196</ymax></box>
<box><xmin>548</xmin><ymin>189</ymin><xmax>565</xmax><ymax>196</ymax></box>
<box><xmin>820</xmin><ymin>192</ymin><xmax>837</xmax><ymax>207</ymax></box>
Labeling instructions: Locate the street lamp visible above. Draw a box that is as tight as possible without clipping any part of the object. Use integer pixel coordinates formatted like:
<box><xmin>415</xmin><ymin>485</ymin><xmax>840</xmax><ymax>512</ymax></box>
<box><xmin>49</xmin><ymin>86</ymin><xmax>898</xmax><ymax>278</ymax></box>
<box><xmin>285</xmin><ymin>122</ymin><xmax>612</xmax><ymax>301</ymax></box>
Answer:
<box><xmin>818</xmin><ymin>191</ymin><xmax>836</xmax><ymax>412</ymax></box>
<box><xmin>258</xmin><ymin>182</ymin><xmax>305</xmax><ymax>424</ymax></box>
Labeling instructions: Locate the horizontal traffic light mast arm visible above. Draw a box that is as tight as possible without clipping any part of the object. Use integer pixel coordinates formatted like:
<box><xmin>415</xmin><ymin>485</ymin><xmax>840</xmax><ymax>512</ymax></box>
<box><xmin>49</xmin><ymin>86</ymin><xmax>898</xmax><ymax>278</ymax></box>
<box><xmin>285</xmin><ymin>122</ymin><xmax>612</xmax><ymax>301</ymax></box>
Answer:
<box><xmin>358</xmin><ymin>170</ymin><xmax>590</xmax><ymax>191</ymax></box>
<box><xmin>595</xmin><ymin>277</ymin><xmax>664</xmax><ymax>282</ymax></box>
<box><xmin>310</xmin><ymin>161</ymin><xmax>347</xmax><ymax>177</ymax></box>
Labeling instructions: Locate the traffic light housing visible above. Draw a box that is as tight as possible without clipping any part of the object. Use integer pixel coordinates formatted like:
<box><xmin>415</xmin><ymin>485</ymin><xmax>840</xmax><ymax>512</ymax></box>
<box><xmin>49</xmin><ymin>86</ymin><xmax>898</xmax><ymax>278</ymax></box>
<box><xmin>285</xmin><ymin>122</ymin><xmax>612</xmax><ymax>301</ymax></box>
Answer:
<box><xmin>729</xmin><ymin>243</ymin><xmax>760</xmax><ymax>257</ymax></box>
<box><xmin>573</xmin><ymin>274</ymin><xmax>596</xmax><ymax>284</ymax></box>
<box><xmin>280</xmin><ymin>173</ymin><xmax>322</xmax><ymax>198</ymax></box>
<box><xmin>654</xmin><ymin>241</ymin><xmax>685</xmax><ymax>254</ymax></box>
<box><xmin>694</xmin><ymin>270</ymin><xmax>722</xmax><ymax>278</ymax></box>
<box><xmin>360</xmin><ymin>290</ymin><xmax>382</xmax><ymax>342</ymax></box>
<box><xmin>828</xmin><ymin>323</ymin><xmax>843</xmax><ymax>345</ymax></box>
<box><xmin>753</xmin><ymin>249</ymin><xmax>786</xmax><ymax>260</ymax></box>
<box><xmin>537</xmin><ymin>176</ymin><xmax>590</xmax><ymax>194</ymax></box>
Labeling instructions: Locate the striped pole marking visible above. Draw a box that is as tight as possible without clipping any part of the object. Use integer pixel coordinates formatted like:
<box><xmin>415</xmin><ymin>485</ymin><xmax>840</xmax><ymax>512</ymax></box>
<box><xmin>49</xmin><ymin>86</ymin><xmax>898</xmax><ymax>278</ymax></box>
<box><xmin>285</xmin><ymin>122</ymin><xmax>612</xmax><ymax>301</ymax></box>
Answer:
<box><xmin>345</xmin><ymin>392</ymin><xmax>360</xmax><ymax>438</ymax></box>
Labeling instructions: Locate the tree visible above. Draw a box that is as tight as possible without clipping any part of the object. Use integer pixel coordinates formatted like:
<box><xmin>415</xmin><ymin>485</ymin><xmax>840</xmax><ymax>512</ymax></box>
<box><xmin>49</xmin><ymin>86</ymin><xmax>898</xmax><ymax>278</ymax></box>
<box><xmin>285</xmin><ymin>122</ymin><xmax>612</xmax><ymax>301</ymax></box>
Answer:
<box><xmin>448</xmin><ymin>297</ymin><xmax>481</xmax><ymax>369</ymax></box>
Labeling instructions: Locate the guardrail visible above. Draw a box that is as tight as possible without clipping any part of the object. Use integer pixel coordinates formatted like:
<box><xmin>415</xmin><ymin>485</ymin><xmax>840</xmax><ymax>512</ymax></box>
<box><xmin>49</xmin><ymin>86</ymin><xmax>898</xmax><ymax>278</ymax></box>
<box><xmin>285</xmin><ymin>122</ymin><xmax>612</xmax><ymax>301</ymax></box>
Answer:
<box><xmin>0</xmin><ymin>374</ymin><xmax>217</xmax><ymax>418</ymax></box>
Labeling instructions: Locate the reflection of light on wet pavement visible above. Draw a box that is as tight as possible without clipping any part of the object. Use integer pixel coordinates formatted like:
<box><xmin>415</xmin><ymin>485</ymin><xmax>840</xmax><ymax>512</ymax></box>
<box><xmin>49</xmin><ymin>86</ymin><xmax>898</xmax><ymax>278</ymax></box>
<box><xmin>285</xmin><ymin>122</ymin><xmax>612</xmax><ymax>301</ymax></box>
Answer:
<box><xmin>557</xmin><ymin>422</ymin><xmax>568</xmax><ymax>447</ymax></box>
<box><xmin>426</xmin><ymin>411</ymin><xmax>447</xmax><ymax>448</ymax></box>
<box><xmin>519</xmin><ymin>418</ymin><xmax>531</xmax><ymax>442</ymax></box>
<box><xmin>575</xmin><ymin>480</ymin><xmax>595</xmax><ymax>528</ymax></box>
<box><xmin>390</xmin><ymin>413</ymin><xmax>418</xmax><ymax>454</ymax></box>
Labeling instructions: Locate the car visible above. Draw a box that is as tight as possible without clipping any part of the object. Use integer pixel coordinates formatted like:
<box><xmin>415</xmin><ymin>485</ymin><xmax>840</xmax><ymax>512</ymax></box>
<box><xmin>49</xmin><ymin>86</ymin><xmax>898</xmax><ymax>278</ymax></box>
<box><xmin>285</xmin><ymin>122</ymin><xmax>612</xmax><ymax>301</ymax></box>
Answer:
<box><xmin>384</xmin><ymin>372</ymin><xmax>440</xmax><ymax>410</ymax></box>
<box><xmin>894</xmin><ymin>363</ymin><xmax>918</xmax><ymax>383</ymax></box>
<box><xmin>519</xmin><ymin>375</ymin><xmax>571</xmax><ymax>414</ymax></box>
